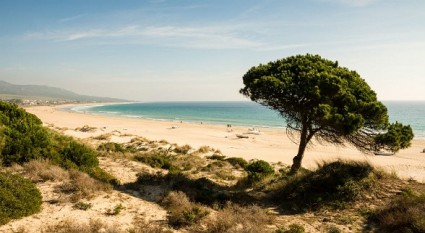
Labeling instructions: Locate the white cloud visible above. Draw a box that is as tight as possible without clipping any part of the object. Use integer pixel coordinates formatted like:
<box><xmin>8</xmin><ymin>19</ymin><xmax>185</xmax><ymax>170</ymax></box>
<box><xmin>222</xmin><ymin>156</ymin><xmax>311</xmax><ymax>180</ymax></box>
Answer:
<box><xmin>24</xmin><ymin>24</ymin><xmax>293</xmax><ymax>50</ymax></box>
<box><xmin>25</xmin><ymin>18</ymin><xmax>320</xmax><ymax>51</ymax></box>
<box><xmin>59</xmin><ymin>14</ymin><xmax>86</xmax><ymax>23</ymax></box>
<box><xmin>316</xmin><ymin>0</ymin><xmax>378</xmax><ymax>7</ymax></box>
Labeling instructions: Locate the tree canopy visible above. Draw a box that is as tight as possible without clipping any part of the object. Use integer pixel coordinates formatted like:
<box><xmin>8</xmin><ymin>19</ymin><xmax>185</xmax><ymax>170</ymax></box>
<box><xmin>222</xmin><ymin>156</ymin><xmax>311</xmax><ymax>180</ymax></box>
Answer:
<box><xmin>240</xmin><ymin>54</ymin><xmax>413</xmax><ymax>173</ymax></box>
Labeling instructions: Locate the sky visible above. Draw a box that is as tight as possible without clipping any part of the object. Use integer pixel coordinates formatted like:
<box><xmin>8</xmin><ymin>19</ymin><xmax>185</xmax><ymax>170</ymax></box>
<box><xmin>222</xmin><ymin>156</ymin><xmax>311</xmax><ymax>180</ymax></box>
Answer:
<box><xmin>0</xmin><ymin>0</ymin><xmax>424</xmax><ymax>101</ymax></box>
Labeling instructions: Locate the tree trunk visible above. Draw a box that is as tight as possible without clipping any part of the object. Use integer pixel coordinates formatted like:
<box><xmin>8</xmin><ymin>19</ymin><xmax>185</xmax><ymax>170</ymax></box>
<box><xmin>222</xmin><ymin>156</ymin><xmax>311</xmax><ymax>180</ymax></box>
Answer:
<box><xmin>290</xmin><ymin>125</ymin><xmax>309</xmax><ymax>175</ymax></box>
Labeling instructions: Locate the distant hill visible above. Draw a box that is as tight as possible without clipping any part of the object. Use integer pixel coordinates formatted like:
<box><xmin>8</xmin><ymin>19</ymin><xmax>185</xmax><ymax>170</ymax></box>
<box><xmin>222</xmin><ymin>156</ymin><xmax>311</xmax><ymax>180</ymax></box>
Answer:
<box><xmin>0</xmin><ymin>80</ymin><xmax>128</xmax><ymax>102</ymax></box>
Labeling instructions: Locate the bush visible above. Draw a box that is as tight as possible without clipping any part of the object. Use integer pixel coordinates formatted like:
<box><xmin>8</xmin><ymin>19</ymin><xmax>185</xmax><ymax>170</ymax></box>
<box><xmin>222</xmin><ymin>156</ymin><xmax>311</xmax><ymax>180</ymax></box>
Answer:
<box><xmin>61</xmin><ymin>141</ymin><xmax>99</xmax><ymax>169</ymax></box>
<box><xmin>134</xmin><ymin>150</ymin><xmax>178</xmax><ymax>172</ymax></box>
<box><xmin>225</xmin><ymin>157</ymin><xmax>248</xmax><ymax>169</ymax></box>
<box><xmin>0</xmin><ymin>102</ymin><xmax>103</xmax><ymax>174</ymax></box>
<box><xmin>245</xmin><ymin>160</ymin><xmax>274</xmax><ymax>182</ymax></box>
<box><xmin>0</xmin><ymin>172</ymin><xmax>42</xmax><ymax>225</ymax></box>
<box><xmin>370</xmin><ymin>191</ymin><xmax>425</xmax><ymax>233</ymax></box>
<box><xmin>275</xmin><ymin>160</ymin><xmax>376</xmax><ymax>211</ymax></box>
<box><xmin>0</xmin><ymin>102</ymin><xmax>51</xmax><ymax>165</ymax></box>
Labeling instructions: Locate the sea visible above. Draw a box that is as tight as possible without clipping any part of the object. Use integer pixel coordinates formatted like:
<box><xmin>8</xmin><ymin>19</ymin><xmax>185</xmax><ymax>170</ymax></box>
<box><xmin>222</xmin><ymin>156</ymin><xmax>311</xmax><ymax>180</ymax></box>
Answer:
<box><xmin>70</xmin><ymin>101</ymin><xmax>425</xmax><ymax>139</ymax></box>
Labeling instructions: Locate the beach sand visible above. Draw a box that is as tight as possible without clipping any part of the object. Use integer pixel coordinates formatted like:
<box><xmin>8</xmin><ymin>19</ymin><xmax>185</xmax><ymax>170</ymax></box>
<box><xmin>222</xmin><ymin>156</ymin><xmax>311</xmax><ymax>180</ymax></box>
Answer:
<box><xmin>26</xmin><ymin>104</ymin><xmax>425</xmax><ymax>182</ymax></box>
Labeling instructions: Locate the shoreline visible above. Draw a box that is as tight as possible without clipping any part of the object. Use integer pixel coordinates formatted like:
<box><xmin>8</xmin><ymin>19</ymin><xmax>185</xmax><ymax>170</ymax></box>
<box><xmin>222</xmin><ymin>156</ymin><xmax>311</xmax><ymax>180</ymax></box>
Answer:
<box><xmin>25</xmin><ymin>104</ymin><xmax>425</xmax><ymax>182</ymax></box>
<box><xmin>64</xmin><ymin>101</ymin><xmax>425</xmax><ymax>139</ymax></box>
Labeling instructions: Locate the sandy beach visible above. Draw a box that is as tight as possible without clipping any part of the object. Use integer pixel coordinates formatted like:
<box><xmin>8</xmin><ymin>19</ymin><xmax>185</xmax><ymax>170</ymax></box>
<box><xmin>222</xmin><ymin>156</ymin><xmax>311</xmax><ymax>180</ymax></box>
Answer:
<box><xmin>26</xmin><ymin>104</ymin><xmax>425</xmax><ymax>182</ymax></box>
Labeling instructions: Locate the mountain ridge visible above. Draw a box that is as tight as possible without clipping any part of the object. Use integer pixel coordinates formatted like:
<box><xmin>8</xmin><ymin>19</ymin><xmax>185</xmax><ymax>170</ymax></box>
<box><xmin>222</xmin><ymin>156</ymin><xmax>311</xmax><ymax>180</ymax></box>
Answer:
<box><xmin>0</xmin><ymin>80</ymin><xmax>128</xmax><ymax>102</ymax></box>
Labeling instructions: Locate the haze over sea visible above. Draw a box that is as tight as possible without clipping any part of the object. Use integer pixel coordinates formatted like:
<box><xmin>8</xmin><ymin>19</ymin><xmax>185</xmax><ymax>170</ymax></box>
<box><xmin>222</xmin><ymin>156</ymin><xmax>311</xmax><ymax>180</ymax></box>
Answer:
<box><xmin>71</xmin><ymin>101</ymin><xmax>425</xmax><ymax>139</ymax></box>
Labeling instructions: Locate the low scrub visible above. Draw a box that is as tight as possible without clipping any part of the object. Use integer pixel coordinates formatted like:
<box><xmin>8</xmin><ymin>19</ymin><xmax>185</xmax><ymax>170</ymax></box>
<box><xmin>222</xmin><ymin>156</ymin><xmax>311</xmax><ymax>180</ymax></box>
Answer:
<box><xmin>97</xmin><ymin>142</ymin><xmax>129</xmax><ymax>153</ymax></box>
<box><xmin>0</xmin><ymin>102</ymin><xmax>116</xmax><ymax>184</ymax></box>
<box><xmin>370</xmin><ymin>190</ymin><xmax>425</xmax><ymax>233</ymax></box>
<box><xmin>162</xmin><ymin>191</ymin><xmax>209</xmax><ymax>228</ymax></box>
<box><xmin>274</xmin><ymin>160</ymin><xmax>379</xmax><ymax>212</ymax></box>
<box><xmin>245</xmin><ymin>160</ymin><xmax>274</xmax><ymax>182</ymax></box>
<box><xmin>0</xmin><ymin>172</ymin><xmax>42</xmax><ymax>225</ymax></box>
<box><xmin>73</xmin><ymin>202</ymin><xmax>93</xmax><ymax>211</ymax></box>
<box><xmin>60</xmin><ymin>141</ymin><xmax>99</xmax><ymax>169</ymax></box>
<box><xmin>225</xmin><ymin>157</ymin><xmax>248</xmax><ymax>169</ymax></box>
<box><xmin>56</xmin><ymin>170</ymin><xmax>112</xmax><ymax>202</ymax></box>
<box><xmin>134</xmin><ymin>150</ymin><xmax>177</xmax><ymax>171</ymax></box>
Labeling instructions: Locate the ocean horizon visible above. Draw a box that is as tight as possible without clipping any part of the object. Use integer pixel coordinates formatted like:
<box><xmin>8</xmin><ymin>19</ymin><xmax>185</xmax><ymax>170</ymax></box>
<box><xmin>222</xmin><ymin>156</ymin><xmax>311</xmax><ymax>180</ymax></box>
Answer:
<box><xmin>69</xmin><ymin>101</ymin><xmax>425</xmax><ymax>139</ymax></box>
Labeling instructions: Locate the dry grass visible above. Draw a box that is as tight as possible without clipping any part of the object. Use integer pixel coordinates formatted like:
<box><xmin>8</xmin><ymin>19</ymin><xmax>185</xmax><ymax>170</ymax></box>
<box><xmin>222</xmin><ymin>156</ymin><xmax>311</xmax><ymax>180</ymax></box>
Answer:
<box><xmin>370</xmin><ymin>190</ymin><xmax>425</xmax><ymax>233</ymax></box>
<box><xmin>76</xmin><ymin>125</ymin><xmax>97</xmax><ymax>132</ymax></box>
<box><xmin>41</xmin><ymin>218</ymin><xmax>120</xmax><ymax>233</ymax></box>
<box><xmin>131</xmin><ymin>217</ymin><xmax>174</xmax><ymax>233</ymax></box>
<box><xmin>56</xmin><ymin>169</ymin><xmax>112</xmax><ymax>202</ymax></box>
<box><xmin>22</xmin><ymin>160</ymin><xmax>69</xmax><ymax>182</ymax></box>
<box><xmin>92</xmin><ymin>133</ymin><xmax>112</xmax><ymax>141</ymax></box>
<box><xmin>190</xmin><ymin>202</ymin><xmax>275</xmax><ymax>233</ymax></box>
<box><xmin>161</xmin><ymin>191</ymin><xmax>209</xmax><ymax>228</ymax></box>
<box><xmin>173</xmin><ymin>144</ymin><xmax>192</xmax><ymax>154</ymax></box>
<box><xmin>196</xmin><ymin>145</ymin><xmax>211</xmax><ymax>154</ymax></box>
<box><xmin>172</xmin><ymin>154</ymin><xmax>206</xmax><ymax>172</ymax></box>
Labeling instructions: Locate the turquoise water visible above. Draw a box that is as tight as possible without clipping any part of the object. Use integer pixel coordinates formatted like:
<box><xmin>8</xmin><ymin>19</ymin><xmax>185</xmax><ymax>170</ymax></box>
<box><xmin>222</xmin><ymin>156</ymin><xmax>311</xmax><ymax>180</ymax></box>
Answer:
<box><xmin>73</xmin><ymin>101</ymin><xmax>425</xmax><ymax>138</ymax></box>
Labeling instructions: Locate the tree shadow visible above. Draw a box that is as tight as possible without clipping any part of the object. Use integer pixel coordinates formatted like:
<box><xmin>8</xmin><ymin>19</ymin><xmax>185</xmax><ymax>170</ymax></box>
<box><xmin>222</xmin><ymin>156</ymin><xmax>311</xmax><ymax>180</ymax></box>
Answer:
<box><xmin>118</xmin><ymin>171</ymin><xmax>255</xmax><ymax>207</ymax></box>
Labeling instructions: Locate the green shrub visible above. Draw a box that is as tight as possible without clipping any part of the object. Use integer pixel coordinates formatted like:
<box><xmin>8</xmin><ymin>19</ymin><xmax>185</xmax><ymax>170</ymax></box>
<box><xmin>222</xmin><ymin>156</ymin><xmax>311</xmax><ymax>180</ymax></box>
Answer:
<box><xmin>206</xmin><ymin>154</ymin><xmax>226</xmax><ymax>161</ymax></box>
<box><xmin>0</xmin><ymin>102</ymin><xmax>51</xmax><ymax>165</ymax></box>
<box><xmin>61</xmin><ymin>141</ymin><xmax>99</xmax><ymax>169</ymax></box>
<box><xmin>0</xmin><ymin>102</ymin><xmax>100</xmax><ymax>171</ymax></box>
<box><xmin>245</xmin><ymin>160</ymin><xmax>274</xmax><ymax>182</ymax></box>
<box><xmin>73</xmin><ymin>202</ymin><xmax>93</xmax><ymax>210</ymax></box>
<box><xmin>97</xmin><ymin>142</ymin><xmax>128</xmax><ymax>153</ymax></box>
<box><xmin>225</xmin><ymin>157</ymin><xmax>248</xmax><ymax>169</ymax></box>
<box><xmin>106</xmin><ymin>203</ymin><xmax>125</xmax><ymax>216</ymax></box>
<box><xmin>134</xmin><ymin>150</ymin><xmax>178</xmax><ymax>172</ymax></box>
<box><xmin>85</xmin><ymin>166</ymin><xmax>120</xmax><ymax>186</ymax></box>
<box><xmin>0</xmin><ymin>172</ymin><xmax>42</xmax><ymax>225</ymax></box>
<box><xmin>370</xmin><ymin>192</ymin><xmax>425</xmax><ymax>233</ymax></box>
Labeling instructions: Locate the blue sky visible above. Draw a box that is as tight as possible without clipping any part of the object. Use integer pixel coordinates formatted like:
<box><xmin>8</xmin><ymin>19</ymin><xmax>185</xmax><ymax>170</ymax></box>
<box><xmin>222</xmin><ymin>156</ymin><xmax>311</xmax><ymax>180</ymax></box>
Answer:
<box><xmin>1</xmin><ymin>0</ymin><xmax>424</xmax><ymax>101</ymax></box>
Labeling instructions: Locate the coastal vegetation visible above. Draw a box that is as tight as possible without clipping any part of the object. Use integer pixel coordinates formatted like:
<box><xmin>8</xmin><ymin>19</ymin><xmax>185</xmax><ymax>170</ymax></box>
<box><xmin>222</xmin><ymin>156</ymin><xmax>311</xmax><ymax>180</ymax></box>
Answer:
<box><xmin>0</xmin><ymin>102</ymin><xmax>116</xmax><ymax>224</ymax></box>
<box><xmin>0</xmin><ymin>99</ymin><xmax>423</xmax><ymax>232</ymax></box>
<box><xmin>0</xmin><ymin>172</ymin><xmax>42</xmax><ymax>225</ymax></box>
<box><xmin>241</xmin><ymin>54</ymin><xmax>413</xmax><ymax>173</ymax></box>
